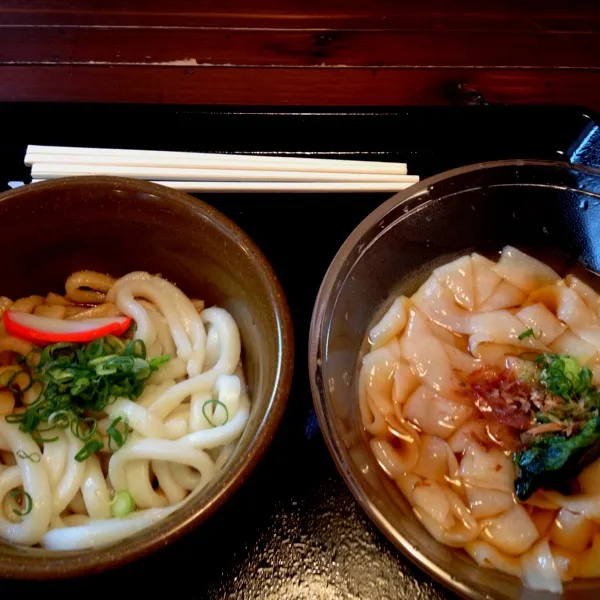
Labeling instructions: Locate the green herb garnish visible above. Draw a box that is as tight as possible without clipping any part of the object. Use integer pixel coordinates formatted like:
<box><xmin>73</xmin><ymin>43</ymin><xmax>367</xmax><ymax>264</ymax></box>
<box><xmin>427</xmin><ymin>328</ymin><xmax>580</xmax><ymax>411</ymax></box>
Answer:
<box><xmin>537</xmin><ymin>354</ymin><xmax>593</xmax><ymax>400</ymax></box>
<box><xmin>10</xmin><ymin>489</ymin><xmax>33</xmax><ymax>516</ymax></box>
<box><xmin>5</xmin><ymin>336</ymin><xmax>170</xmax><ymax>461</ymax></box>
<box><xmin>111</xmin><ymin>490</ymin><xmax>135</xmax><ymax>518</ymax></box>
<box><xmin>514</xmin><ymin>353</ymin><xmax>600</xmax><ymax>500</ymax></box>
<box><xmin>74</xmin><ymin>439</ymin><xmax>104</xmax><ymax>462</ymax></box>
<box><xmin>107</xmin><ymin>416</ymin><xmax>129</xmax><ymax>451</ymax></box>
<box><xmin>202</xmin><ymin>399</ymin><xmax>229</xmax><ymax>428</ymax></box>
<box><xmin>515</xmin><ymin>416</ymin><xmax>600</xmax><ymax>500</ymax></box>
<box><xmin>518</xmin><ymin>328</ymin><xmax>535</xmax><ymax>340</ymax></box>
<box><xmin>15</xmin><ymin>450</ymin><xmax>40</xmax><ymax>463</ymax></box>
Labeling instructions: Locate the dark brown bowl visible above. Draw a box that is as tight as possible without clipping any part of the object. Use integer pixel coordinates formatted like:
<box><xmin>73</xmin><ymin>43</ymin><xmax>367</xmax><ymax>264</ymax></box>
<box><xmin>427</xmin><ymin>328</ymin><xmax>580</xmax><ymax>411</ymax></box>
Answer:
<box><xmin>0</xmin><ymin>176</ymin><xmax>294</xmax><ymax>579</ymax></box>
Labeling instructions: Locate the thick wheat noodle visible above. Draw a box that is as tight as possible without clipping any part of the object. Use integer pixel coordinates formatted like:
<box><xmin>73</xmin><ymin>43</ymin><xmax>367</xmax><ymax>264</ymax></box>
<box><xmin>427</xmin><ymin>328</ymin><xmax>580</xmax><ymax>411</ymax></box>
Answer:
<box><xmin>0</xmin><ymin>297</ymin><xmax>12</xmax><ymax>315</ymax></box>
<box><xmin>0</xmin><ymin>270</ymin><xmax>250</xmax><ymax>552</ymax></box>
<box><xmin>0</xmin><ymin>336</ymin><xmax>32</xmax><ymax>357</ymax></box>
<box><xmin>65</xmin><ymin>271</ymin><xmax>116</xmax><ymax>304</ymax></box>
<box><xmin>44</xmin><ymin>292</ymin><xmax>73</xmax><ymax>307</ymax></box>
<box><xmin>0</xmin><ymin>391</ymin><xmax>14</xmax><ymax>416</ymax></box>
<box><xmin>10</xmin><ymin>297</ymin><xmax>39</xmax><ymax>314</ymax></box>
<box><xmin>34</xmin><ymin>305</ymin><xmax>66</xmax><ymax>319</ymax></box>
<box><xmin>0</xmin><ymin>420</ymin><xmax>52</xmax><ymax>545</ymax></box>
<box><xmin>124</xmin><ymin>457</ymin><xmax>167</xmax><ymax>509</ymax></box>
<box><xmin>0</xmin><ymin>366</ymin><xmax>40</xmax><ymax>406</ymax></box>
<box><xmin>65</xmin><ymin>303</ymin><xmax>120</xmax><ymax>320</ymax></box>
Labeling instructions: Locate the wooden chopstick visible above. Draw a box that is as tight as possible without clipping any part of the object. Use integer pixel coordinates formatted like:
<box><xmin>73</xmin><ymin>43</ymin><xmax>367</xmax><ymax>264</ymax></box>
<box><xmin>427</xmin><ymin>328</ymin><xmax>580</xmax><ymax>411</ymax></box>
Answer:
<box><xmin>31</xmin><ymin>163</ymin><xmax>419</xmax><ymax>183</ymax></box>
<box><xmin>25</xmin><ymin>145</ymin><xmax>408</xmax><ymax>175</ymax></box>
<box><xmin>31</xmin><ymin>179</ymin><xmax>415</xmax><ymax>192</ymax></box>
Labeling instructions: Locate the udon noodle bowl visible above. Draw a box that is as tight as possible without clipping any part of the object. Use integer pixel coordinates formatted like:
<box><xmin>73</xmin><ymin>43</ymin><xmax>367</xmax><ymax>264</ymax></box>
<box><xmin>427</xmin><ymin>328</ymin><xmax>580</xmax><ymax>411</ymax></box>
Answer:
<box><xmin>359</xmin><ymin>246</ymin><xmax>600</xmax><ymax>593</ymax></box>
<box><xmin>0</xmin><ymin>270</ymin><xmax>249</xmax><ymax>551</ymax></box>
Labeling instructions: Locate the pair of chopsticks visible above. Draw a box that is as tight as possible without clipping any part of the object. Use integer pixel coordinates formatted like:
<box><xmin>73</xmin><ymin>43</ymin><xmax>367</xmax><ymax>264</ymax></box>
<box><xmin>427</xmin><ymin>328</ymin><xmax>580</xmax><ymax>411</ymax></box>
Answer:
<box><xmin>25</xmin><ymin>145</ymin><xmax>419</xmax><ymax>193</ymax></box>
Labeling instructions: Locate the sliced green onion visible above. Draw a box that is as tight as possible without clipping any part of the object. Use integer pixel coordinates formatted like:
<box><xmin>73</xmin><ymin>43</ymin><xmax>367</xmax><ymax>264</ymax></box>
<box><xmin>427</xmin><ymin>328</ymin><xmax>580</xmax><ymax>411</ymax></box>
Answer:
<box><xmin>24</xmin><ymin>384</ymin><xmax>44</xmax><ymax>407</ymax></box>
<box><xmin>111</xmin><ymin>490</ymin><xmax>135</xmax><ymax>517</ymax></box>
<box><xmin>518</xmin><ymin>328</ymin><xmax>535</xmax><ymax>340</ymax></box>
<box><xmin>105</xmin><ymin>335</ymin><xmax>126</xmax><ymax>353</ymax></box>
<box><xmin>107</xmin><ymin>416</ymin><xmax>129</xmax><ymax>451</ymax></box>
<box><xmin>10</xmin><ymin>489</ymin><xmax>33</xmax><ymax>516</ymax></box>
<box><xmin>32</xmin><ymin>433</ymin><xmax>59</xmax><ymax>444</ymax></box>
<box><xmin>125</xmin><ymin>339</ymin><xmax>146</xmax><ymax>359</ymax></box>
<box><xmin>15</xmin><ymin>450</ymin><xmax>41</xmax><ymax>463</ymax></box>
<box><xmin>25</xmin><ymin>348</ymin><xmax>42</xmax><ymax>370</ymax></box>
<box><xmin>48</xmin><ymin>410</ymin><xmax>71</xmax><ymax>429</ymax></box>
<box><xmin>0</xmin><ymin>369</ymin><xmax>17</xmax><ymax>388</ymax></box>
<box><xmin>74</xmin><ymin>439</ymin><xmax>103</xmax><ymax>462</ymax></box>
<box><xmin>7</xmin><ymin>369</ymin><xmax>33</xmax><ymax>393</ymax></box>
<box><xmin>148</xmin><ymin>355</ymin><xmax>171</xmax><ymax>370</ymax></box>
<box><xmin>88</xmin><ymin>354</ymin><xmax>116</xmax><ymax>367</ymax></box>
<box><xmin>132</xmin><ymin>357</ymin><xmax>151</xmax><ymax>380</ymax></box>
<box><xmin>71</xmin><ymin>417</ymin><xmax>97</xmax><ymax>441</ymax></box>
<box><xmin>84</xmin><ymin>338</ymin><xmax>105</xmax><ymax>360</ymax></box>
<box><xmin>70</xmin><ymin>376</ymin><xmax>91</xmax><ymax>396</ymax></box>
<box><xmin>5</xmin><ymin>413</ymin><xmax>24</xmax><ymax>424</ymax></box>
<box><xmin>5</xmin><ymin>335</ymin><xmax>170</xmax><ymax>448</ymax></box>
<box><xmin>202</xmin><ymin>399</ymin><xmax>229</xmax><ymax>428</ymax></box>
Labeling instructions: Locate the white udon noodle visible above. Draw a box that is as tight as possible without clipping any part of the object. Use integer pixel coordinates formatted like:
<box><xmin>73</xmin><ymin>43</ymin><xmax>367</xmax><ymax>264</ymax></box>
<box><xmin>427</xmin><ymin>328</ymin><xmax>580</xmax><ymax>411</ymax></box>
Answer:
<box><xmin>360</xmin><ymin>246</ymin><xmax>600</xmax><ymax>594</ymax></box>
<box><xmin>0</xmin><ymin>272</ymin><xmax>250</xmax><ymax>550</ymax></box>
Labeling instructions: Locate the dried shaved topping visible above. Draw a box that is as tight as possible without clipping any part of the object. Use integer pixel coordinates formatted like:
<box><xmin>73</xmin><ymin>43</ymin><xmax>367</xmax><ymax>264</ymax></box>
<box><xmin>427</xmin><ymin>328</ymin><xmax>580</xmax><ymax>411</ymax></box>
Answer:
<box><xmin>467</xmin><ymin>366</ymin><xmax>534</xmax><ymax>431</ymax></box>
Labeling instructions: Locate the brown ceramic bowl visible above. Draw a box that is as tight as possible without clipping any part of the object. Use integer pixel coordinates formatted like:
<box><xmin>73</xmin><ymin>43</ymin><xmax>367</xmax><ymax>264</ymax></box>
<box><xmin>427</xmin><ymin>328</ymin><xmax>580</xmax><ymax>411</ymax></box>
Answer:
<box><xmin>0</xmin><ymin>176</ymin><xmax>293</xmax><ymax>579</ymax></box>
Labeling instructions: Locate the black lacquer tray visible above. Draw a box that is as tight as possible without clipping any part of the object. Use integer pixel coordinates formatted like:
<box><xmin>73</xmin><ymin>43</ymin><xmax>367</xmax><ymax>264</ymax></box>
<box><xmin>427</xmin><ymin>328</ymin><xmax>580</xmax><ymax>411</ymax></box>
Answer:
<box><xmin>0</xmin><ymin>104</ymin><xmax>599</xmax><ymax>599</ymax></box>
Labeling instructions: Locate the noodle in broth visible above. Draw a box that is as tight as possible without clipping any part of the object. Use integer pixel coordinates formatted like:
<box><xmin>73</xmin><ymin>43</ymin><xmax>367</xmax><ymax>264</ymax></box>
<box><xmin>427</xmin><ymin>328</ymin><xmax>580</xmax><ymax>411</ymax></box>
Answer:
<box><xmin>359</xmin><ymin>246</ymin><xmax>600</xmax><ymax>593</ymax></box>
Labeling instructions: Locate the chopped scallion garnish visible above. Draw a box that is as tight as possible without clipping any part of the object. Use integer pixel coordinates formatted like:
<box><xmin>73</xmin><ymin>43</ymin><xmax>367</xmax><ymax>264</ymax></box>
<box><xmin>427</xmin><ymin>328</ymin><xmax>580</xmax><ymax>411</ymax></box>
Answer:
<box><xmin>107</xmin><ymin>416</ymin><xmax>129</xmax><ymax>451</ymax></box>
<box><xmin>4</xmin><ymin>336</ymin><xmax>170</xmax><ymax>461</ymax></box>
<box><xmin>111</xmin><ymin>490</ymin><xmax>135</xmax><ymax>518</ymax></box>
<box><xmin>74</xmin><ymin>439</ymin><xmax>104</xmax><ymax>462</ymax></box>
<box><xmin>15</xmin><ymin>450</ymin><xmax>40</xmax><ymax>463</ymax></box>
<box><xmin>202</xmin><ymin>399</ymin><xmax>229</xmax><ymax>428</ymax></box>
<box><xmin>518</xmin><ymin>328</ymin><xmax>535</xmax><ymax>340</ymax></box>
<box><xmin>10</xmin><ymin>489</ymin><xmax>33</xmax><ymax>516</ymax></box>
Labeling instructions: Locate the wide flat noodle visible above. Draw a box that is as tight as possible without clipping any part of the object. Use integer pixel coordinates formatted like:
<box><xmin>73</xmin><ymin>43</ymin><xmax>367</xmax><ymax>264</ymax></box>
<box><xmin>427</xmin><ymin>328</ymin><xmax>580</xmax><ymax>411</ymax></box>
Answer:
<box><xmin>481</xmin><ymin>505</ymin><xmax>539</xmax><ymax>555</ymax></box>
<box><xmin>471</xmin><ymin>253</ymin><xmax>502</xmax><ymax>308</ymax></box>
<box><xmin>478</xmin><ymin>281</ymin><xmax>526</xmax><ymax>312</ymax></box>
<box><xmin>433</xmin><ymin>255</ymin><xmax>475</xmax><ymax>310</ymax></box>
<box><xmin>359</xmin><ymin>245</ymin><xmax>600</xmax><ymax>591</ymax></box>
<box><xmin>400</xmin><ymin>309</ymin><xmax>461</xmax><ymax>395</ymax></box>
<box><xmin>369</xmin><ymin>296</ymin><xmax>408</xmax><ymax>349</ymax></box>
<box><xmin>403</xmin><ymin>386</ymin><xmax>472</xmax><ymax>439</ymax></box>
<box><xmin>412</xmin><ymin>277</ymin><xmax>472</xmax><ymax>334</ymax></box>
<box><xmin>494</xmin><ymin>246</ymin><xmax>560</xmax><ymax>293</ymax></box>
<box><xmin>521</xmin><ymin>539</ymin><xmax>563</xmax><ymax>593</ymax></box>
<box><xmin>515</xmin><ymin>303</ymin><xmax>566</xmax><ymax>344</ymax></box>
<box><xmin>566</xmin><ymin>274</ymin><xmax>600</xmax><ymax>312</ymax></box>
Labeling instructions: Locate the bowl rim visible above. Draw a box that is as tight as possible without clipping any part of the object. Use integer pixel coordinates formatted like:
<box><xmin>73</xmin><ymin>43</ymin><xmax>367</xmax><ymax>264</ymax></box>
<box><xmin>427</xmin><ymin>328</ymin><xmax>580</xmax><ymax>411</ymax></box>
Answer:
<box><xmin>308</xmin><ymin>158</ymin><xmax>600</xmax><ymax>600</ymax></box>
<box><xmin>0</xmin><ymin>175</ymin><xmax>294</xmax><ymax>579</ymax></box>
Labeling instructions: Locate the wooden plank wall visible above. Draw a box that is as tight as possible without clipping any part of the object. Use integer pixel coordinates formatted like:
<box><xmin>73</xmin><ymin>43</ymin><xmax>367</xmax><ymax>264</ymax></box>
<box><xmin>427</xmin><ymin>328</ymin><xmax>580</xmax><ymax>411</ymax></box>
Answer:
<box><xmin>1</xmin><ymin>0</ymin><xmax>599</xmax><ymax>107</ymax></box>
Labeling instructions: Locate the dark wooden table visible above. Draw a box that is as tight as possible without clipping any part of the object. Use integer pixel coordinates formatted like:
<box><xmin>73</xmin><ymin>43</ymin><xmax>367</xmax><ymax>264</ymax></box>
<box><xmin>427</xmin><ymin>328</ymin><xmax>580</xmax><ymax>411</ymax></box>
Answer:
<box><xmin>1</xmin><ymin>0</ymin><xmax>600</xmax><ymax>107</ymax></box>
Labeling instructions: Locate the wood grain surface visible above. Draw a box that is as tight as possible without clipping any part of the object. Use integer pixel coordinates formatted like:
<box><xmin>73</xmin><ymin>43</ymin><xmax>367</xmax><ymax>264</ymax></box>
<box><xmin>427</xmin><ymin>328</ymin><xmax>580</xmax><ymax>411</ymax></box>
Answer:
<box><xmin>1</xmin><ymin>0</ymin><xmax>599</xmax><ymax>107</ymax></box>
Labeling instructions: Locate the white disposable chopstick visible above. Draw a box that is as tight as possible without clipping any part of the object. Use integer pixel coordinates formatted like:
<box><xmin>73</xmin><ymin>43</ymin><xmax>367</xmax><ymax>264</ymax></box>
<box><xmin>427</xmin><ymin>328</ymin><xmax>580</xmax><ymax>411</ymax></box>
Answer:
<box><xmin>25</xmin><ymin>152</ymin><xmax>406</xmax><ymax>175</ymax></box>
<box><xmin>25</xmin><ymin>145</ymin><xmax>408</xmax><ymax>175</ymax></box>
<box><xmin>31</xmin><ymin>163</ymin><xmax>419</xmax><ymax>183</ymax></box>
<box><xmin>31</xmin><ymin>179</ymin><xmax>414</xmax><ymax>193</ymax></box>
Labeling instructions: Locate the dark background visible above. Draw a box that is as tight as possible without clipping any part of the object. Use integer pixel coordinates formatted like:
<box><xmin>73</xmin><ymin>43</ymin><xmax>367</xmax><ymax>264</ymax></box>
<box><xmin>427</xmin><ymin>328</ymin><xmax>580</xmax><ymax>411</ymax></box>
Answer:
<box><xmin>0</xmin><ymin>104</ymin><xmax>599</xmax><ymax>598</ymax></box>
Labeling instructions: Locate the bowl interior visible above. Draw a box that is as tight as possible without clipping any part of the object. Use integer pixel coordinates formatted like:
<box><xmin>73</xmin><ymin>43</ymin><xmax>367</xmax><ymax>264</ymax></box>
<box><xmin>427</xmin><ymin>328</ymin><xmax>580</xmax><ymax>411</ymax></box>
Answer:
<box><xmin>310</xmin><ymin>161</ymin><xmax>600</xmax><ymax>600</ymax></box>
<box><xmin>0</xmin><ymin>176</ymin><xmax>292</xmax><ymax>577</ymax></box>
